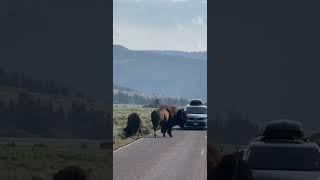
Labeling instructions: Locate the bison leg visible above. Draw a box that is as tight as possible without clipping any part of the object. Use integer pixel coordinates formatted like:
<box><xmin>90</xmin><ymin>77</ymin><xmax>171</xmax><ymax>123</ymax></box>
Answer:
<box><xmin>167</xmin><ymin>126</ymin><xmax>173</xmax><ymax>137</ymax></box>
<box><xmin>138</xmin><ymin>129</ymin><xmax>142</xmax><ymax>138</ymax></box>
<box><xmin>153</xmin><ymin>128</ymin><xmax>157</xmax><ymax>138</ymax></box>
<box><xmin>166</xmin><ymin>121</ymin><xmax>173</xmax><ymax>137</ymax></box>
<box><xmin>161</xmin><ymin>126</ymin><xmax>166</xmax><ymax>137</ymax></box>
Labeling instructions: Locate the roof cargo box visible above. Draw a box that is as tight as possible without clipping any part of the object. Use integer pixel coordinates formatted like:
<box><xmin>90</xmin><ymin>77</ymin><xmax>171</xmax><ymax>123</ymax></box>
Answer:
<box><xmin>190</xmin><ymin>99</ymin><xmax>203</xmax><ymax>106</ymax></box>
<box><xmin>262</xmin><ymin>120</ymin><xmax>304</xmax><ymax>140</ymax></box>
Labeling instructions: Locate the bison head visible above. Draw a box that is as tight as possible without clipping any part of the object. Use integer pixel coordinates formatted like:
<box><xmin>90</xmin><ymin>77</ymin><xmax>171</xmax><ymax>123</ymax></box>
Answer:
<box><xmin>175</xmin><ymin>109</ymin><xmax>187</xmax><ymax>128</ymax></box>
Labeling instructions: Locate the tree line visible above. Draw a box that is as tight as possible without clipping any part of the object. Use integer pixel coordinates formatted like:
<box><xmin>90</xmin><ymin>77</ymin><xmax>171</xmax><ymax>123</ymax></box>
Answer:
<box><xmin>0</xmin><ymin>92</ymin><xmax>110</xmax><ymax>139</ymax></box>
<box><xmin>113</xmin><ymin>90</ymin><xmax>190</xmax><ymax>106</ymax></box>
<box><xmin>0</xmin><ymin>67</ymin><xmax>89</xmax><ymax>98</ymax></box>
<box><xmin>0</xmin><ymin>67</ymin><xmax>110</xmax><ymax>139</ymax></box>
<box><xmin>113</xmin><ymin>83</ymin><xmax>137</xmax><ymax>93</ymax></box>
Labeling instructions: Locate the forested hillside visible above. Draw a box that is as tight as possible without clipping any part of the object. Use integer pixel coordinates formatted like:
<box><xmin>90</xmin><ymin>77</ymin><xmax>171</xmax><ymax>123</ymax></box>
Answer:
<box><xmin>0</xmin><ymin>67</ymin><xmax>110</xmax><ymax>140</ymax></box>
<box><xmin>113</xmin><ymin>83</ymin><xmax>189</xmax><ymax>106</ymax></box>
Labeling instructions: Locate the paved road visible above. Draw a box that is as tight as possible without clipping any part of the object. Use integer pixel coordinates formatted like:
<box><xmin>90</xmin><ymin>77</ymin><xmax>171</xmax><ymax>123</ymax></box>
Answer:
<box><xmin>113</xmin><ymin>129</ymin><xmax>207</xmax><ymax>180</ymax></box>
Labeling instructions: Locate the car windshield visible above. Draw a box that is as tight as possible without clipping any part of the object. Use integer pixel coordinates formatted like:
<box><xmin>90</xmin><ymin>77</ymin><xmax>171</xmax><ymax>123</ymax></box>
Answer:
<box><xmin>186</xmin><ymin>107</ymin><xmax>207</xmax><ymax>114</ymax></box>
<box><xmin>248</xmin><ymin>146</ymin><xmax>320</xmax><ymax>171</ymax></box>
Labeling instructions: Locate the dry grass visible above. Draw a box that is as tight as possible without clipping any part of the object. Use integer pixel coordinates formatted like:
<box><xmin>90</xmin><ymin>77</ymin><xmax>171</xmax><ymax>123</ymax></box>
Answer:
<box><xmin>113</xmin><ymin>104</ymin><xmax>156</xmax><ymax>150</ymax></box>
<box><xmin>0</xmin><ymin>141</ymin><xmax>112</xmax><ymax>180</ymax></box>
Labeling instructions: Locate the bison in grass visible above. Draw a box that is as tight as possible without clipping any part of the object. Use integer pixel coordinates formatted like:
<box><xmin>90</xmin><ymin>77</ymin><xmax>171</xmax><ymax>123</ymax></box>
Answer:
<box><xmin>53</xmin><ymin>165</ymin><xmax>87</xmax><ymax>180</ymax></box>
<box><xmin>100</xmin><ymin>141</ymin><xmax>112</xmax><ymax>149</ymax></box>
<box><xmin>151</xmin><ymin>105</ymin><xmax>187</xmax><ymax>138</ymax></box>
<box><xmin>122</xmin><ymin>113</ymin><xmax>143</xmax><ymax>138</ymax></box>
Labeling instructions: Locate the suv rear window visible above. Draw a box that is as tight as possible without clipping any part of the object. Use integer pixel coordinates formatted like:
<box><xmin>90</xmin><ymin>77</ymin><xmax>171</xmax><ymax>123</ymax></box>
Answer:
<box><xmin>248</xmin><ymin>146</ymin><xmax>320</xmax><ymax>171</ymax></box>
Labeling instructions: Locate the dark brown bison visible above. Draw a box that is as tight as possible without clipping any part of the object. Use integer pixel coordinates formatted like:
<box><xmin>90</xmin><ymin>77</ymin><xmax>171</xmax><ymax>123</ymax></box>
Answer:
<box><xmin>171</xmin><ymin>107</ymin><xmax>188</xmax><ymax>128</ymax></box>
<box><xmin>207</xmin><ymin>144</ymin><xmax>222</xmax><ymax>172</ymax></box>
<box><xmin>159</xmin><ymin>105</ymin><xmax>187</xmax><ymax>128</ymax></box>
<box><xmin>53</xmin><ymin>165</ymin><xmax>87</xmax><ymax>180</ymax></box>
<box><xmin>122</xmin><ymin>113</ymin><xmax>143</xmax><ymax>138</ymax></box>
<box><xmin>151</xmin><ymin>105</ymin><xmax>187</xmax><ymax>138</ymax></box>
<box><xmin>151</xmin><ymin>107</ymin><xmax>170</xmax><ymax>138</ymax></box>
<box><xmin>208</xmin><ymin>152</ymin><xmax>253</xmax><ymax>180</ymax></box>
<box><xmin>160</xmin><ymin>105</ymin><xmax>177</xmax><ymax>119</ymax></box>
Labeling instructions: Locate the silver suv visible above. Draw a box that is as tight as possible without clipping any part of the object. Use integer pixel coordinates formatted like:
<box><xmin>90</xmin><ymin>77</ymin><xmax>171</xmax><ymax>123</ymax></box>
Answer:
<box><xmin>244</xmin><ymin>141</ymin><xmax>320</xmax><ymax>180</ymax></box>
<box><xmin>183</xmin><ymin>105</ymin><xmax>207</xmax><ymax>130</ymax></box>
<box><xmin>243</xmin><ymin>120</ymin><xmax>320</xmax><ymax>180</ymax></box>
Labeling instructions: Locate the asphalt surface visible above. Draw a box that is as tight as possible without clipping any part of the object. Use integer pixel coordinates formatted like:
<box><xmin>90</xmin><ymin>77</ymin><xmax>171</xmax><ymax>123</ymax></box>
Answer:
<box><xmin>113</xmin><ymin>129</ymin><xmax>207</xmax><ymax>180</ymax></box>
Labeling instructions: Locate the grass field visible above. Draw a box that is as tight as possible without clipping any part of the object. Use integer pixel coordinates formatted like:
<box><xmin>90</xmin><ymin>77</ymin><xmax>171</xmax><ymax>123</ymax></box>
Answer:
<box><xmin>113</xmin><ymin>104</ymin><xmax>156</xmax><ymax>150</ymax></box>
<box><xmin>0</xmin><ymin>138</ymin><xmax>112</xmax><ymax>180</ymax></box>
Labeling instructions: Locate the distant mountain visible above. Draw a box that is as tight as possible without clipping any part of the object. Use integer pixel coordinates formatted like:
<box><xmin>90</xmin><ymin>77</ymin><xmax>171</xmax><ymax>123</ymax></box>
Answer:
<box><xmin>139</xmin><ymin>50</ymin><xmax>207</xmax><ymax>61</ymax></box>
<box><xmin>113</xmin><ymin>45</ymin><xmax>207</xmax><ymax>60</ymax></box>
<box><xmin>113</xmin><ymin>45</ymin><xmax>207</xmax><ymax>100</ymax></box>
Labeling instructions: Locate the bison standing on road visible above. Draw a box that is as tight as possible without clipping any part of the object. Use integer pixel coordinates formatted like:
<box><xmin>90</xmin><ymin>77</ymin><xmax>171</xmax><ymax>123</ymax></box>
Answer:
<box><xmin>160</xmin><ymin>105</ymin><xmax>187</xmax><ymax>128</ymax></box>
<box><xmin>151</xmin><ymin>107</ymin><xmax>170</xmax><ymax>138</ymax></box>
<box><xmin>171</xmin><ymin>107</ymin><xmax>187</xmax><ymax>128</ymax></box>
<box><xmin>151</xmin><ymin>105</ymin><xmax>187</xmax><ymax>138</ymax></box>
<box><xmin>122</xmin><ymin>113</ymin><xmax>143</xmax><ymax>138</ymax></box>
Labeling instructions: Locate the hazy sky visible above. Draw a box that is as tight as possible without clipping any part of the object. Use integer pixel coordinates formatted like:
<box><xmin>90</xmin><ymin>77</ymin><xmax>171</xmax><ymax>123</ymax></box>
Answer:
<box><xmin>113</xmin><ymin>0</ymin><xmax>207</xmax><ymax>52</ymax></box>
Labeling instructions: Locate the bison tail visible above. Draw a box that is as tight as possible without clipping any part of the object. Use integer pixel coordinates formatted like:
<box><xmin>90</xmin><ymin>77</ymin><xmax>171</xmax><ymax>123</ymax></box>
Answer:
<box><xmin>151</xmin><ymin>111</ymin><xmax>159</xmax><ymax>127</ymax></box>
<box><xmin>151</xmin><ymin>111</ymin><xmax>158</xmax><ymax>120</ymax></box>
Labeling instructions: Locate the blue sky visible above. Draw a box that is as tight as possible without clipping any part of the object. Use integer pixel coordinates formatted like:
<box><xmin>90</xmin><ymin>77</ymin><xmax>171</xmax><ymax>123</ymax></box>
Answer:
<box><xmin>113</xmin><ymin>0</ymin><xmax>207</xmax><ymax>52</ymax></box>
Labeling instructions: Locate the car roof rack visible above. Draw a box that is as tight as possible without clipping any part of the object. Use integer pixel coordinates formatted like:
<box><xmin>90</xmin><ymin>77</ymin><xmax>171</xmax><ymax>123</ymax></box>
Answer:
<box><xmin>261</xmin><ymin>137</ymin><xmax>305</xmax><ymax>143</ymax></box>
<box><xmin>264</xmin><ymin>120</ymin><xmax>302</xmax><ymax>131</ymax></box>
<box><xmin>254</xmin><ymin>120</ymin><xmax>306</xmax><ymax>143</ymax></box>
<box><xmin>189</xmin><ymin>99</ymin><xmax>203</xmax><ymax>106</ymax></box>
<box><xmin>264</xmin><ymin>120</ymin><xmax>303</xmax><ymax>135</ymax></box>
<box><xmin>253</xmin><ymin>136</ymin><xmax>306</xmax><ymax>143</ymax></box>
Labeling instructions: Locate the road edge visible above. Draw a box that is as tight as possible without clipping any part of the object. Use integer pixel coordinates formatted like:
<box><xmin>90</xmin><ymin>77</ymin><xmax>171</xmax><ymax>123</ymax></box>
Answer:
<box><xmin>113</xmin><ymin>130</ymin><xmax>160</xmax><ymax>153</ymax></box>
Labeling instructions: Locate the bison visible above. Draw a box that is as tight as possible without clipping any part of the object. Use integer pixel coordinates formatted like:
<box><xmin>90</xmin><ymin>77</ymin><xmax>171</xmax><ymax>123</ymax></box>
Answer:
<box><xmin>159</xmin><ymin>105</ymin><xmax>187</xmax><ymax>128</ymax></box>
<box><xmin>53</xmin><ymin>165</ymin><xmax>87</xmax><ymax>180</ymax></box>
<box><xmin>151</xmin><ymin>107</ymin><xmax>170</xmax><ymax>138</ymax></box>
<box><xmin>208</xmin><ymin>152</ymin><xmax>253</xmax><ymax>180</ymax></box>
<box><xmin>100</xmin><ymin>141</ymin><xmax>111</xmax><ymax>149</ymax></box>
<box><xmin>151</xmin><ymin>105</ymin><xmax>187</xmax><ymax>138</ymax></box>
<box><xmin>207</xmin><ymin>144</ymin><xmax>222</xmax><ymax>172</ymax></box>
<box><xmin>122</xmin><ymin>113</ymin><xmax>143</xmax><ymax>138</ymax></box>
